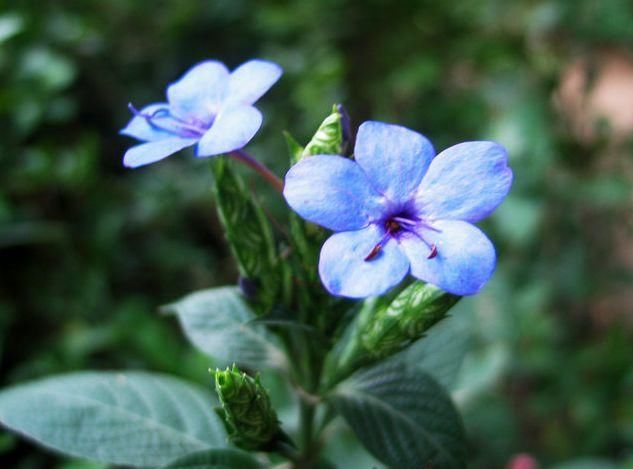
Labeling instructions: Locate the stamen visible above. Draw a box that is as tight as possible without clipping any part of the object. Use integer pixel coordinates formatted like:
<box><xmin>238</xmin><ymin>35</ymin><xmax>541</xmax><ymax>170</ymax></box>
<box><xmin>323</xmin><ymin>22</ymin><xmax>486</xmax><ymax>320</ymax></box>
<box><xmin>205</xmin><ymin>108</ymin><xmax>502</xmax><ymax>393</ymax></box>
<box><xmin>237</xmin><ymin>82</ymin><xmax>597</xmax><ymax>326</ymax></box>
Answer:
<box><xmin>364</xmin><ymin>231</ymin><xmax>393</xmax><ymax>262</ymax></box>
<box><xmin>127</xmin><ymin>102</ymin><xmax>206</xmax><ymax>138</ymax></box>
<box><xmin>364</xmin><ymin>243</ymin><xmax>383</xmax><ymax>261</ymax></box>
<box><xmin>128</xmin><ymin>102</ymin><xmax>142</xmax><ymax>116</ymax></box>
<box><xmin>363</xmin><ymin>216</ymin><xmax>441</xmax><ymax>262</ymax></box>
<box><xmin>392</xmin><ymin>216</ymin><xmax>417</xmax><ymax>227</ymax></box>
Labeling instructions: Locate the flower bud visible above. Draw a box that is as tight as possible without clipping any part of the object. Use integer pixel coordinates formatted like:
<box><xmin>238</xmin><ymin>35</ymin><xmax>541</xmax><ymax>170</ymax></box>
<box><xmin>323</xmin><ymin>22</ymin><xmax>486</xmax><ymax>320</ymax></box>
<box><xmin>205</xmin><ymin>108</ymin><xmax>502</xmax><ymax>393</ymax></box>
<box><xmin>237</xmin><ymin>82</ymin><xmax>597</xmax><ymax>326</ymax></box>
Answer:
<box><xmin>296</xmin><ymin>104</ymin><xmax>350</xmax><ymax>163</ymax></box>
<box><xmin>322</xmin><ymin>282</ymin><xmax>460</xmax><ymax>388</ymax></box>
<box><xmin>213</xmin><ymin>365</ymin><xmax>281</xmax><ymax>451</ymax></box>
<box><xmin>211</xmin><ymin>159</ymin><xmax>279</xmax><ymax>314</ymax></box>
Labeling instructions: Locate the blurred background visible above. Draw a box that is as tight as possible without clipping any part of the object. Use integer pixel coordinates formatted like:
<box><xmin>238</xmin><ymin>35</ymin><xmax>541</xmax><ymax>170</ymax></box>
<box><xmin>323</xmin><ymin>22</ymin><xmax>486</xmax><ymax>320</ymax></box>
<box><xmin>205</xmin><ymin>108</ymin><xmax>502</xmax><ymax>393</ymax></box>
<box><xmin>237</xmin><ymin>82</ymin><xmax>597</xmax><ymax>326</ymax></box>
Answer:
<box><xmin>1</xmin><ymin>0</ymin><xmax>632</xmax><ymax>467</ymax></box>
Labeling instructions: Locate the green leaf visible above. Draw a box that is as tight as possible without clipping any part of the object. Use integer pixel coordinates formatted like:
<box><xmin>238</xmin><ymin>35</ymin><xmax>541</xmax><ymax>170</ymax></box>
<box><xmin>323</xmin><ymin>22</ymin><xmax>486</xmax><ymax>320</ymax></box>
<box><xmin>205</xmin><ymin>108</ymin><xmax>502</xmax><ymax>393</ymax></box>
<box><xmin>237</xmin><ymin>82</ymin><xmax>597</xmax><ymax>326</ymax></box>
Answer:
<box><xmin>163</xmin><ymin>287</ymin><xmax>288</xmax><ymax>371</ymax></box>
<box><xmin>405</xmin><ymin>307</ymin><xmax>473</xmax><ymax>390</ymax></box>
<box><xmin>163</xmin><ymin>448</ymin><xmax>263</xmax><ymax>468</ymax></box>
<box><xmin>329</xmin><ymin>360</ymin><xmax>467</xmax><ymax>469</ymax></box>
<box><xmin>0</xmin><ymin>372</ymin><xmax>227</xmax><ymax>467</ymax></box>
<box><xmin>211</xmin><ymin>158</ymin><xmax>279</xmax><ymax>314</ymax></box>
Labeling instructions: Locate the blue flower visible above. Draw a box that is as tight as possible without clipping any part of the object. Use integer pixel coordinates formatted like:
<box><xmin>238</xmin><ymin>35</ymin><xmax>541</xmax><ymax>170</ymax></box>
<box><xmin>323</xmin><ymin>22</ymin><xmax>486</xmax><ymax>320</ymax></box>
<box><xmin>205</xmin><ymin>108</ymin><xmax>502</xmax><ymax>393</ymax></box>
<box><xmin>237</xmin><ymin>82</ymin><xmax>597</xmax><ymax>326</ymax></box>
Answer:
<box><xmin>121</xmin><ymin>59</ymin><xmax>282</xmax><ymax>168</ymax></box>
<box><xmin>283</xmin><ymin>121</ymin><xmax>513</xmax><ymax>298</ymax></box>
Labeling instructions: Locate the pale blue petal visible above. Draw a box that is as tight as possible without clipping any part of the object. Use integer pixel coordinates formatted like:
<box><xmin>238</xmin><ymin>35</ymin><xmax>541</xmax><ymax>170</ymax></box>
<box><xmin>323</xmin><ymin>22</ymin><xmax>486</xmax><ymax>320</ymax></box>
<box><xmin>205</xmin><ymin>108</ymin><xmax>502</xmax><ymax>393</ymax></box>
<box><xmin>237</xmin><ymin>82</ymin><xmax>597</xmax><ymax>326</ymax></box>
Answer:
<box><xmin>167</xmin><ymin>61</ymin><xmax>229</xmax><ymax>123</ymax></box>
<box><xmin>123</xmin><ymin>138</ymin><xmax>197</xmax><ymax>168</ymax></box>
<box><xmin>319</xmin><ymin>224</ymin><xmax>409</xmax><ymax>298</ymax></box>
<box><xmin>416</xmin><ymin>141</ymin><xmax>512</xmax><ymax>223</ymax></box>
<box><xmin>120</xmin><ymin>103</ymin><xmax>174</xmax><ymax>142</ymax></box>
<box><xmin>226</xmin><ymin>60</ymin><xmax>282</xmax><ymax>106</ymax></box>
<box><xmin>355</xmin><ymin>121</ymin><xmax>435</xmax><ymax>203</ymax></box>
<box><xmin>283</xmin><ymin>155</ymin><xmax>386</xmax><ymax>231</ymax></box>
<box><xmin>196</xmin><ymin>105</ymin><xmax>262</xmax><ymax>157</ymax></box>
<box><xmin>399</xmin><ymin>220</ymin><xmax>495</xmax><ymax>296</ymax></box>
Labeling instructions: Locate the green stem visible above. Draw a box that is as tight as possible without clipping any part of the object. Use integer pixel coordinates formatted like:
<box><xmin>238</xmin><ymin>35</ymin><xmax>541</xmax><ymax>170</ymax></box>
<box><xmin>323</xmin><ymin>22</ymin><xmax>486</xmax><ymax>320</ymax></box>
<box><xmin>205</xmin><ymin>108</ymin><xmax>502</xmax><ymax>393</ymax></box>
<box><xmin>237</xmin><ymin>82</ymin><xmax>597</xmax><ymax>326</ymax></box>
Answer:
<box><xmin>299</xmin><ymin>399</ymin><xmax>316</xmax><ymax>458</ymax></box>
<box><xmin>229</xmin><ymin>149</ymin><xmax>284</xmax><ymax>193</ymax></box>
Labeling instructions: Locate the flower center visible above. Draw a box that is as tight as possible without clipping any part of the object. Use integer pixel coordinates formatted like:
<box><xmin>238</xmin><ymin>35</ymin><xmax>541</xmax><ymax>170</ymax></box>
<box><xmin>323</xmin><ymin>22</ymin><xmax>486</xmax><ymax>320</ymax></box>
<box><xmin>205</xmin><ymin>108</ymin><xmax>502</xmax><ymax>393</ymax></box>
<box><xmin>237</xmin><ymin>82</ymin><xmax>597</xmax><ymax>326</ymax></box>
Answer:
<box><xmin>128</xmin><ymin>103</ymin><xmax>209</xmax><ymax>139</ymax></box>
<box><xmin>364</xmin><ymin>215</ymin><xmax>438</xmax><ymax>262</ymax></box>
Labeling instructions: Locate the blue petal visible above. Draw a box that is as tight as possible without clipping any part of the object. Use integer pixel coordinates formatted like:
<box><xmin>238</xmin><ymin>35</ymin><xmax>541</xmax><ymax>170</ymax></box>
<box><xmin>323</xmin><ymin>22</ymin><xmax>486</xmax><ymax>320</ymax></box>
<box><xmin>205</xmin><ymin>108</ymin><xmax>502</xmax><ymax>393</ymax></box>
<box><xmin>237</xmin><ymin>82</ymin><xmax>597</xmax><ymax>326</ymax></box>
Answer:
<box><xmin>355</xmin><ymin>121</ymin><xmax>435</xmax><ymax>203</ymax></box>
<box><xmin>399</xmin><ymin>220</ymin><xmax>495</xmax><ymax>296</ymax></box>
<box><xmin>123</xmin><ymin>138</ymin><xmax>197</xmax><ymax>168</ymax></box>
<box><xmin>226</xmin><ymin>60</ymin><xmax>283</xmax><ymax>106</ymax></box>
<box><xmin>196</xmin><ymin>105</ymin><xmax>262</xmax><ymax>157</ymax></box>
<box><xmin>319</xmin><ymin>224</ymin><xmax>409</xmax><ymax>298</ymax></box>
<box><xmin>416</xmin><ymin>141</ymin><xmax>512</xmax><ymax>223</ymax></box>
<box><xmin>167</xmin><ymin>61</ymin><xmax>229</xmax><ymax>122</ymax></box>
<box><xmin>120</xmin><ymin>103</ymin><xmax>174</xmax><ymax>142</ymax></box>
<box><xmin>283</xmin><ymin>155</ymin><xmax>386</xmax><ymax>231</ymax></box>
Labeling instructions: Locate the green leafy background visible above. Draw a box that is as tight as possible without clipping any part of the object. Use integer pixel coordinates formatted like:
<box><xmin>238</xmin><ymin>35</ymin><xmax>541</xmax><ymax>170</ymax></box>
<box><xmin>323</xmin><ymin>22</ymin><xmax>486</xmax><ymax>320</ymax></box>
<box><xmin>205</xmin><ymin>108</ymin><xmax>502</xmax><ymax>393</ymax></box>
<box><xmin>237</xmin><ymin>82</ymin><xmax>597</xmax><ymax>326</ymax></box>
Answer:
<box><xmin>1</xmin><ymin>0</ymin><xmax>632</xmax><ymax>467</ymax></box>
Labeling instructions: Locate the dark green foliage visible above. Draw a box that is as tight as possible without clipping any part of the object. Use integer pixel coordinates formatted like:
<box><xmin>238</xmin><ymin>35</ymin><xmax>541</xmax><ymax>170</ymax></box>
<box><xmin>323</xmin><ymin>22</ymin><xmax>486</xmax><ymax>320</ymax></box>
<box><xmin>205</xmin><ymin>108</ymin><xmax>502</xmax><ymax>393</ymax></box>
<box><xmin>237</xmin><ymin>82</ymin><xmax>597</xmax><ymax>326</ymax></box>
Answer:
<box><xmin>329</xmin><ymin>359</ymin><xmax>467</xmax><ymax>468</ymax></box>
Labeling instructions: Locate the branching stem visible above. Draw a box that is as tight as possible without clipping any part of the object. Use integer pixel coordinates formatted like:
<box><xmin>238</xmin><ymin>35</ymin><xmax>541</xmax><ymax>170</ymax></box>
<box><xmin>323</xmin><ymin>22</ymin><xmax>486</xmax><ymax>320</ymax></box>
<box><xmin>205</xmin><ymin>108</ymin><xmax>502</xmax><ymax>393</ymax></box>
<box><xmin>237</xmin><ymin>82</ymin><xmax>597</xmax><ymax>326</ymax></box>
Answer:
<box><xmin>229</xmin><ymin>149</ymin><xmax>284</xmax><ymax>193</ymax></box>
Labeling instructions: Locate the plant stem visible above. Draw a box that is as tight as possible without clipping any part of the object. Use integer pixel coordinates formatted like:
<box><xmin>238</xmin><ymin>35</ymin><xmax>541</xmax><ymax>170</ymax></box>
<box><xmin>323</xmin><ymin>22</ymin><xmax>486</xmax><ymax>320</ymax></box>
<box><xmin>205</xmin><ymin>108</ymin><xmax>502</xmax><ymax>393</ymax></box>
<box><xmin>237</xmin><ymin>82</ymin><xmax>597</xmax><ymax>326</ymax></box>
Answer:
<box><xmin>299</xmin><ymin>399</ymin><xmax>316</xmax><ymax>460</ymax></box>
<box><xmin>229</xmin><ymin>149</ymin><xmax>284</xmax><ymax>193</ymax></box>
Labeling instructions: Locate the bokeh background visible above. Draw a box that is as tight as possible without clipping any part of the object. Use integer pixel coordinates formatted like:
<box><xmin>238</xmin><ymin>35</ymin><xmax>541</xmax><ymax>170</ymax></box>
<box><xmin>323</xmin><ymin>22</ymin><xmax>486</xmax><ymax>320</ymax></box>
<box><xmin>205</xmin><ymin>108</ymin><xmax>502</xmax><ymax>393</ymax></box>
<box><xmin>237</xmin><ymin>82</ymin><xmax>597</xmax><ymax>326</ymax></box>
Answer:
<box><xmin>1</xmin><ymin>0</ymin><xmax>632</xmax><ymax>467</ymax></box>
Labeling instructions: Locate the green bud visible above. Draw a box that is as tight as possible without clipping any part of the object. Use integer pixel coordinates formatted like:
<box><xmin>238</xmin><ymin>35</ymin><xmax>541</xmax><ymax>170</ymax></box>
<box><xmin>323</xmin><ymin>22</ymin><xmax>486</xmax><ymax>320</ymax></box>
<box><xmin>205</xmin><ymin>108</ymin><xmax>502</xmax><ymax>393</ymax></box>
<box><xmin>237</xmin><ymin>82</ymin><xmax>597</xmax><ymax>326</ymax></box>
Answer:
<box><xmin>286</xmin><ymin>104</ymin><xmax>349</xmax><ymax>165</ymax></box>
<box><xmin>211</xmin><ymin>158</ymin><xmax>279</xmax><ymax>314</ymax></box>
<box><xmin>213</xmin><ymin>364</ymin><xmax>280</xmax><ymax>451</ymax></box>
<box><xmin>322</xmin><ymin>282</ymin><xmax>460</xmax><ymax>389</ymax></box>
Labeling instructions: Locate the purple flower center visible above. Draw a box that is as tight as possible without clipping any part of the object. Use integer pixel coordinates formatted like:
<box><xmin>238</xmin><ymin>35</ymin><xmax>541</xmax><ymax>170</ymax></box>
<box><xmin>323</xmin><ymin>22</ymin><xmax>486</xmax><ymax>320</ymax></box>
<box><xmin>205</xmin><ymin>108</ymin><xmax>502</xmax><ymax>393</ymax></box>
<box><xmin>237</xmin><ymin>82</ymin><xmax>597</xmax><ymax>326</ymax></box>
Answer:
<box><xmin>128</xmin><ymin>103</ymin><xmax>210</xmax><ymax>139</ymax></box>
<box><xmin>364</xmin><ymin>211</ymin><xmax>439</xmax><ymax>262</ymax></box>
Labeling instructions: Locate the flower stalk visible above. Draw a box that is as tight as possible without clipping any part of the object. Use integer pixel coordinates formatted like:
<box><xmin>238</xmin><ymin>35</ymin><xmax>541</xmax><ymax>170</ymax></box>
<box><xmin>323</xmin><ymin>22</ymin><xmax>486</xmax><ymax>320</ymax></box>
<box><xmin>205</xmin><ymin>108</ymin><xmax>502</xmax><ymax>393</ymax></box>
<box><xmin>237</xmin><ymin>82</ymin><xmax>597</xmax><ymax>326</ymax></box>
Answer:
<box><xmin>230</xmin><ymin>149</ymin><xmax>284</xmax><ymax>193</ymax></box>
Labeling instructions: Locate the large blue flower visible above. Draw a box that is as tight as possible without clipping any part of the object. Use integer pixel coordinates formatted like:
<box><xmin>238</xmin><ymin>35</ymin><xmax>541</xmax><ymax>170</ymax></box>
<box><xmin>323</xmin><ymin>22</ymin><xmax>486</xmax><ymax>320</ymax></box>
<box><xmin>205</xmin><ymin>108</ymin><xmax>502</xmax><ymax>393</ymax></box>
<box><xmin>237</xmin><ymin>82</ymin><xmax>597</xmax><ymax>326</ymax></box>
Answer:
<box><xmin>283</xmin><ymin>121</ymin><xmax>513</xmax><ymax>298</ymax></box>
<box><xmin>121</xmin><ymin>59</ymin><xmax>282</xmax><ymax>168</ymax></box>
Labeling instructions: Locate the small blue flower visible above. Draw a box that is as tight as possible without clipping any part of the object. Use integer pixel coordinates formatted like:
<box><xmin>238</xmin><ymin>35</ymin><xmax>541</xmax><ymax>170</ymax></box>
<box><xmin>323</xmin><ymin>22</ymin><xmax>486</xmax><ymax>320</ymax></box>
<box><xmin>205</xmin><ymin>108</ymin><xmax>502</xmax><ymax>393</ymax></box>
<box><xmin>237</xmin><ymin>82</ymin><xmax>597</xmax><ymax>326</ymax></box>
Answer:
<box><xmin>283</xmin><ymin>121</ymin><xmax>513</xmax><ymax>298</ymax></box>
<box><xmin>121</xmin><ymin>59</ymin><xmax>282</xmax><ymax>168</ymax></box>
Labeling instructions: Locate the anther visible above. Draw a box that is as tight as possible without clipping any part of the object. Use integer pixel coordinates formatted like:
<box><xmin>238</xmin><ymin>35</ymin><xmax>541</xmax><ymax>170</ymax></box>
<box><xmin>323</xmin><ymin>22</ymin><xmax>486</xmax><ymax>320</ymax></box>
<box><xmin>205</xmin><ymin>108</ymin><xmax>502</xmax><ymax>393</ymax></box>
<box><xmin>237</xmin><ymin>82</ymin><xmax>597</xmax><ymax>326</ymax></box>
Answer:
<box><xmin>427</xmin><ymin>244</ymin><xmax>438</xmax><ymax>259</ymax></box>
<box><xmin>364</xmin><ymin>243</ymin><xmax>383</xmax><ymax>261</ymax></box>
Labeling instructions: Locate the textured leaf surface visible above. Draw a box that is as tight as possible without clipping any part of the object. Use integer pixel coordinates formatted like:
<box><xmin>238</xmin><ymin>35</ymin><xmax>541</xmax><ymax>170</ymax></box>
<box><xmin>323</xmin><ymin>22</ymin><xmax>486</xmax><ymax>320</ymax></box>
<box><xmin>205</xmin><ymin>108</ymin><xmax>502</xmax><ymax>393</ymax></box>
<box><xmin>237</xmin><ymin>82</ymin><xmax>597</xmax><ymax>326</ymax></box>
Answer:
<box><xmin>0</xmin><ymin>372</ymin><xmax>226</xmax><ymax>467</ymax></box>
<box><xmin>163</xmin><ymin>448</ymin><xmax>263</xmax><ymax>468</ymax></box>
<box><xmin>330</xmin><ymin>360</ymin><xmax>467</xmax><ymax>469</ymax></box>
<box><xmin>406</xmin><ymin>307</ymin><xmax>473</xmax><ymax>390</ymax></box>
<box><xmin>164</xmin><ymin>287</ymin><xmax>287</xmax><ymax>371</ymax></box>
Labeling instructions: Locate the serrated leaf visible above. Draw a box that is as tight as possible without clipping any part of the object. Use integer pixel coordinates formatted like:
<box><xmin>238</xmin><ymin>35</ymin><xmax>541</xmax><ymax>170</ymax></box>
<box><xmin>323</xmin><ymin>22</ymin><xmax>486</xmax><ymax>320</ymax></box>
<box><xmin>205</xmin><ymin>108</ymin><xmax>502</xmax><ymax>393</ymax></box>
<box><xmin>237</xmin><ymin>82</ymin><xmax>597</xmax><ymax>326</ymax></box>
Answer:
<box><xmin>164</xmin><ymin>287</ymin><xmax>288</xmax><ymax>371</ymax></box>
<box><xmin>0</xmin><ymin>372</ymin><xmax>226</xmax><ymax>467</ymax></box>
<box><xmin>329</xmin><ymin>360</ymin><xmax>467</xmax><ymax>469</ymax></box>
<box><xmin>211</xmin><ymin>158</ymin><xmax>279</xmax><ymax>314</ymax></box>
<box><xmin>163</xmin><ymin>448</ymin><xmax>263</xmax><ymax>468</ymax></box>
